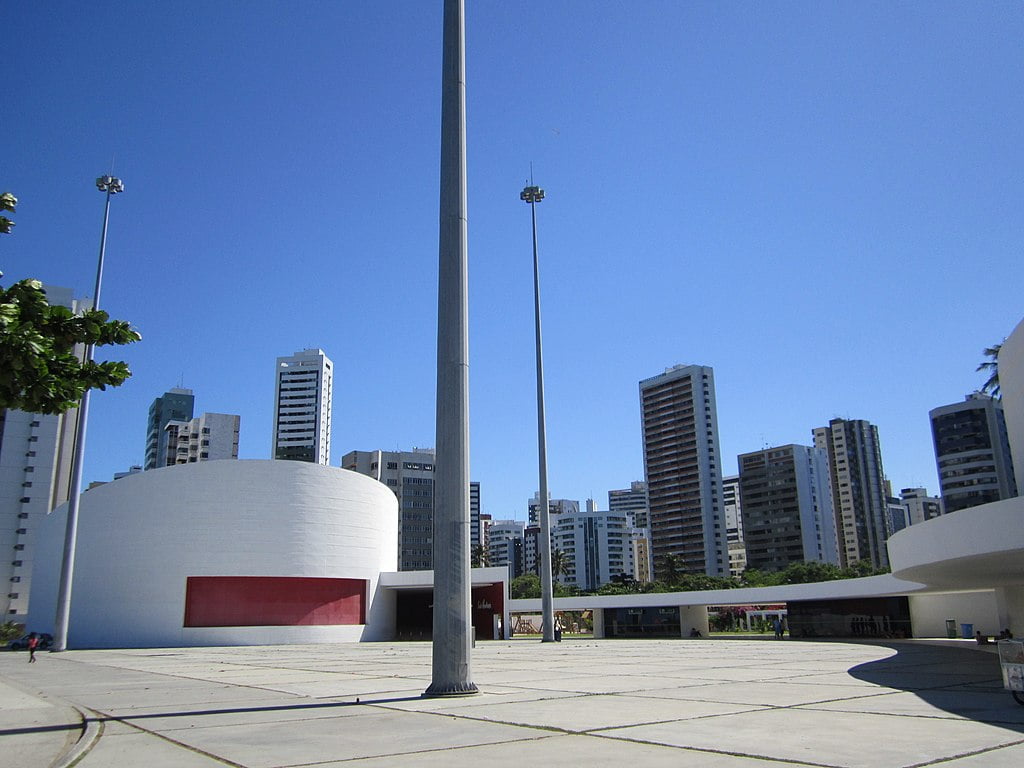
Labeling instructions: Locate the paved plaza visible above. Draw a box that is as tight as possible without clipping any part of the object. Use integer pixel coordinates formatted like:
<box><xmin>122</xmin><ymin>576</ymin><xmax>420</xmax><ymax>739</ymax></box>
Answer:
<box><xmin>2</xmin><ymin>638</ymin><xmax>1023</xmax><ymax>768</ymax></box>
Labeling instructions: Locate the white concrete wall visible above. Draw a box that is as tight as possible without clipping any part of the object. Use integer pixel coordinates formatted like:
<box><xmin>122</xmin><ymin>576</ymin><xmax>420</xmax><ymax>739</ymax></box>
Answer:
<box><xmin>909</xmin><ymin>591</ymin><xmax>1000</xmax><ymax>638</ymax></box>
<box><xmin>28</xmin><ymin>461</ymin><xmax>397</xmax><ymax>648</ymax></box>
<box><xmin>996</xmin><ymin>586</ymin><xmax>1024</xmax><ymax>639</ymax></box>
<box><xmin>1001</xmin><ymin>317</ymin><xmax>1024</xmax><ymax>486</ymax></box>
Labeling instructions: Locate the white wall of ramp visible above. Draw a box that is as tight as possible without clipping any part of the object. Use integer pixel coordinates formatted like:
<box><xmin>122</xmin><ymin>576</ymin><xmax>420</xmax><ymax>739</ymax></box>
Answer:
<box><xmin>27</xmin><ymin>460</ymin><xmax>398</xmax><ymax>648</ymax></box>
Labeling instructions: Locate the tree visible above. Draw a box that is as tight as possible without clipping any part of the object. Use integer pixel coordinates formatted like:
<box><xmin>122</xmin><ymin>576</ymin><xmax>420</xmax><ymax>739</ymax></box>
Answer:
<box><xmin>1</xmin><ymin>191</ymin><xmax>141</xmax><ymax>414</ymax></box>
<box><xmin>510</xmin><ymin>573</ymin><xmax>541</xmax><ymax>599</ymax></box>
<box><xmin>550</xmin><ymin>547</ymin><xmax>569</xmax><ymax>581</ymax></box>
<box><xmin>977</xmin><ymin>343</ymin><xmax>1003</xmax><ymax>399</ymax></box>
<box><xmin>656</xmin><ymin>553</ymin><xmax>684</xmax><ymax>585</ymax></box>
<box><xmin>471</xmin><ymin>544</ymin><xmax>489</xmax><ymax>568</ymax></box>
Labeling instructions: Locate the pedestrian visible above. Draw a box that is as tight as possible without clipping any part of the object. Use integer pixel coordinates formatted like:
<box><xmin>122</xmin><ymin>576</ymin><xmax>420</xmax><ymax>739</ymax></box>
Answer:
<box><xmin>772</xmin><ymin>617</ymin><xmax>783</xmax><ymax>639</ymax></box>
<box><xmin>27</xmin><ymin>633</ymin><xmax>38</xmax><ymax>663</ymax></box>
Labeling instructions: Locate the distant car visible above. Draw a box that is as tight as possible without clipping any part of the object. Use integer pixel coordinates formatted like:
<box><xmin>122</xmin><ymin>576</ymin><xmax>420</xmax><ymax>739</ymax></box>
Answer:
<box><xmin>8</xmin><ymin>633</ymin><xmax>53</xmax><ymax>651</ymax></box>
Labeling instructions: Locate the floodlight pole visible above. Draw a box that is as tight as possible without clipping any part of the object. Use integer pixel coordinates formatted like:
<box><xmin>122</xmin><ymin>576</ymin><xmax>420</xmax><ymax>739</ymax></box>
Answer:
<box><xmin>53</xmin><ymin>175</ymin><xmax>125</xmax><ymax>652</ymax></box>
<box><xmin>521</xmin><ymin>184</ymin><xmax>556</xmax><ymax>643</ymax></box>
<box><xmin>426</xmin><ymin>0</ymin><xmax>478</xmax><ymax>696</ymax></box>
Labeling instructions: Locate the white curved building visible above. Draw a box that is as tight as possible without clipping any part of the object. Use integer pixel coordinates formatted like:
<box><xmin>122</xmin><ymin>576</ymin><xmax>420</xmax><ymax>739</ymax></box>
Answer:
<box><xmin>889</xmin><ymin>316</ymin><xmax>1024</xmax><ymax>637</ymax></box>
<box><xmin>28</xmin><ymin>461</ymin><xmax>398</xmax><ymax>648</ymax></box>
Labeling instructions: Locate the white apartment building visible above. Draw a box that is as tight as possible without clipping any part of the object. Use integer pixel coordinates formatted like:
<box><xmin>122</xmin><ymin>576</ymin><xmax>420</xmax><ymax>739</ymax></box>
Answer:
<box><xmin>163</xmin><ymin>413</ymin><xmax>240</xmax><ymax>465</ymax></box>
<box><xmin>608</xmin><ymin>481</ymin><xmax>649</xmax><ymax>529</ymax></box>
<box><xmin>551</xmin><ymin>500</ymin><xmax>634</xmax><ymax>591</ymax></box>
<box><xmin>0</xmin><ymin>286</ymin><xmax>82</xmax><ymax>621</ymax></box>
<box><xmin>722</xmin><ymin>474</ymin><xmax>747</xmax><ymax>577</ymax></box>
<box><xmin>487</xmin><ymin>519</ymin><xmax>524</xmax><ymax>580</ymax></box>
<box><xmin>900</xmin><ymin>487</ymin><xmax>944</xmax><ymax>526</ymax></box>
<box><xmin>273</xmin><ymin>349</ymin><xmax>333</xmax><ymax>465</ymax></box>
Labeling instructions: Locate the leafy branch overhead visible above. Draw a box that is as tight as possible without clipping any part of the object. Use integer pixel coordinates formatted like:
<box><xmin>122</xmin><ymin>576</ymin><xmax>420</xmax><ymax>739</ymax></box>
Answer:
<box><xmin>1</xmin><ymin>190</ymin><xmax>142</xmax><ymax>415</ymax></box>
<box><xmin>977</xmin><ymin>343</ymin><xmax>1001</xmax><ymax>399</ymax></box>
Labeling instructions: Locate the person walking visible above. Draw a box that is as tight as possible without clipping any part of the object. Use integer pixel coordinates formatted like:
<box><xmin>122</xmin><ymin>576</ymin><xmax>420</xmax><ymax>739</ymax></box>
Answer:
<box><xmin>27</xmin><ymin>633</ymin><xmax>39</xmax><ymax>663</ymax></box>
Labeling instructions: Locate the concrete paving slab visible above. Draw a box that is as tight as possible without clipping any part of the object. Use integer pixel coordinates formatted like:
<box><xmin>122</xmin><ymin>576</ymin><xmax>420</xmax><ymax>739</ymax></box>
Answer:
<box><xmin>426</xmin><ymin>692</ymin><xmax>767</xmax><ymax>732</ymax></box>
<box><xmin>103</xmin><ymin>696</ymin><xmax>360</xmax><ymax>731</ymax></box>
<box><xmin>594</xmin><ymin>706</ymin><xmax>1024</xmax><ymax>768</ymax></box>
<box><xmin>74</xmin><ymin>721</ymin><xmax>233</xmax><ymax>768</ymax></box>
<box><xmin>801</xmin><ymin>689</ymin><xmax>1024</xmax><ymax>724</ymax></box>
<box><xmin>639</xmin><ymin>680</ymin><xmax>896</xmax><ymax>707</ymax></box>
<box><xmin>149</xmin><ymin>708</ymin><xmax>548</xmax><ymax>767</ymax></box>
<box><xmin>323</xmin><ymin>733</ymin><xmax>804</xmax><ymax>768</ymax></box>
<box><xmin>0</xmin><ymin>678</ymin><xmax>80</xmax><ymax>768</ymax></box>
<box><xmin>935</xmin><ymin>742</ymin><xmax>1024</xmax><ymax>767</ymax></box>
<box><xmin>3</xmin><ymin>639</ymin><xmax>1022</xmax><ymax>768</ymax></box>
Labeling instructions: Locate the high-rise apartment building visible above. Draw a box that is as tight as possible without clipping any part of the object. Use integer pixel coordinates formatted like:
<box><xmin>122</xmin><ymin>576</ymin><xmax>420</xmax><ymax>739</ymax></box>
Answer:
<box><xmin>162</xmin><ymin>413</ymin><xmax>240</xmax><ymax>466</ymax></box>
<box><xmin>342</xmin><ymin>448</ymin><xmax>434</xmax><ymax>570</ymax></box>
<box><xmin>145</xmin><ymin>388</ymin><xmax>194</xmax><ymax>470</ymax></box>
<box><xmin>640</xmin><ymin>364</ymin><xmax>728</xmax><ymax>577</ymax></box>
<box><xmin>813</xmin><ymin>418</ymin><xmax>890</xmax><ymax>569</ymax></box>
<box><xmin>551</xmin><ymin>499</ymin><xmax>633</xmax><ymax>591</ymax></box>
<box><xmin>1</xmin><ymin>286</ymin><xmax>82</xmax><ymax>620</ymax></box>
<box><xmin>273</xmin><ymin>349</ymin><xmax>333</xmax><ymax>464</ymax></box>
<box><xmin>721</xmin><ymin>474</ymin><xmax>747</xmax><ymax>576</ymax></box>
<box><xmin>930</xmin><ymin>393</ymin><xmax>1017</xmax><ymax>514</ymax></box>
<box><xmin>342</xmin><ymin>448</ymin><xmax>481</xmax><ymax>573</ymax></box>
<box><xmin>899</xmin><ymin>487</ymin><xmax>944</xmax><ymax>526</ymax></box>
<box><xmin>487</xmin><ymin>519</ymin><xmax>524</xmax><ymax>580</ymax></box>
<box><xmin>608</xmin><ymin>481</ymin><xmax>649</xmax><ymax>529</ymax></box>
<box><xmin>527</xmin><ymin>493</ymin><xmax>579</xmax><ymax>525</ymax></box>
<box><xmin>737</xmin><ymin>444</ymin><xmax>838</xmax><ymax>572</ymax></box>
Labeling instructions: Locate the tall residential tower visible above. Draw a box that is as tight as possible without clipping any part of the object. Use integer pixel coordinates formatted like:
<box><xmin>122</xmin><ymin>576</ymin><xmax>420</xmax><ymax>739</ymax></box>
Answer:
<box><xmin>272</xmin><ymin>349</ymin><xmax>333</xmax><ymax>464</ymax></box>
<box><xmin>639</xmin><ymin>365</ymin><xmax>728</xmax><ymax>577</ymax></box>
<box><xmin>930</xmin><ymin>393</ymin><xmax>1017</xmax><ymax>514</ymax></box>
<box><xmin>813</xmin><ymin>418</ymin><xmax>890</xmax><ymax>569</ymax></box>
<box><xmin>144</xmin><ymin>388</ymin><xmax>194</xmax><ymax>470</ymax></box>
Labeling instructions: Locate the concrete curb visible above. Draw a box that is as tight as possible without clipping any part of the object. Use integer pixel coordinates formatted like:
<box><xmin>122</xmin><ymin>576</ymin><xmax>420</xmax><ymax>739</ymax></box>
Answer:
<box><xmin>52</xmin><ymin>707</ymin><xmax>103</xmax><ymax>768</ymax></box>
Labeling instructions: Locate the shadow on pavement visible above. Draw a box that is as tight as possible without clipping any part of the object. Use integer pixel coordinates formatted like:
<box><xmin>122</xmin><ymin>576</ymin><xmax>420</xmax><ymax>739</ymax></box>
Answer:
<box><xmin>846</xmin><ymin>641</ymin><xmax>1024</xmax><ymax>730</ymax></box>
<box><xmin>0</xmin><ymin>694</ymin><xmax>425</xmax><ymax>740</ymax></box>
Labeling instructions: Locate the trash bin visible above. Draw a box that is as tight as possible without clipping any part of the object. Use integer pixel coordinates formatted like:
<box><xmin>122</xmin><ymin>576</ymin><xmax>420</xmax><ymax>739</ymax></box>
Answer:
<box><xmin>961</xmin><ymin>623</ymin><xmax>974</xmax><ymax>639</ymax></box>
<box><xmin>945</xmin><ymin>619</ymin><xmax>958</xmax><ymax>639</ymax></box>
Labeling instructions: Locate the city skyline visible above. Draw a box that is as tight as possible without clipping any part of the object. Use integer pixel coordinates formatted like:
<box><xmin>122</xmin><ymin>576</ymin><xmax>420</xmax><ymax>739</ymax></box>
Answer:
<box><xmin>5</xmin><ymin>4</ymin><xmax>1022</xmax><ymax>520</ymax></box>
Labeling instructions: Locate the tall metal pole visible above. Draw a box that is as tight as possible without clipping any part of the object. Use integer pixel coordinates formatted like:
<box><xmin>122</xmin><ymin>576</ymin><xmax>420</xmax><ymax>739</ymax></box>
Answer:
<box><xmin>426</xmin><ymin>0</ymin><xmax>478</xmax><ymax>696</ymax></box>
<box><xmin>521</xmin><ymin>184</ymin><xmax>555</xmax><ymax>642</ymax></box>
<box><xmin>53</xmin><ymin>175</ymin><xmax>124</xmax><ymax>652</ymax></box>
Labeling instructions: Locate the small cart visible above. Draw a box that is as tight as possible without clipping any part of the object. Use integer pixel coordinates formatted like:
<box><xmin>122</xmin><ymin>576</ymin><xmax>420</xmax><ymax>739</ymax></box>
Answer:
<box><xmin>998</xmin><ymin>639</ymin><xmax>1024</xmax><ymax>706</ymax></box>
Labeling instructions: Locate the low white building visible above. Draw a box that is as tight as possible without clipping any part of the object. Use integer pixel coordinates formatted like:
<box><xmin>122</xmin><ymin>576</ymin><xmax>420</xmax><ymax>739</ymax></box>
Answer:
<box><xmin>28</xmin><ymin>461</ymin><xmax>397</xmax><ymax>647</ymax></box>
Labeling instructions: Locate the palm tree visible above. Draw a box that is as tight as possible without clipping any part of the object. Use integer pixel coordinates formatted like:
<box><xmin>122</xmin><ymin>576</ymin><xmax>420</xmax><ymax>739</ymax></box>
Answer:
<box><xmin>550</xmin><ymin>548</ymin><xmax>569</xmax><ymax>582</ymax></box>
<box><xmin>977</xmin><ymin>343</ymin><xmax>1003</xmax><ymax>399</ymax></box>
<box><xmin>471</xmin><ymin>545</ymin><xmax>489</xmax><ymax>568</ymax></box>
<box><xmin>657</xmin><ymin>553</ymin><xmax>684</xmax><ymax>585</ymax></box>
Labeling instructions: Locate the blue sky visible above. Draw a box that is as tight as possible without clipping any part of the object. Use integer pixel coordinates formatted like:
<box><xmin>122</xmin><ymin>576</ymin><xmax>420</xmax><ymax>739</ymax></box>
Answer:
<box><xmin>5</xmin><ymin>2</ymin><xmax>1022</xmax><ymax>521</ymax></box>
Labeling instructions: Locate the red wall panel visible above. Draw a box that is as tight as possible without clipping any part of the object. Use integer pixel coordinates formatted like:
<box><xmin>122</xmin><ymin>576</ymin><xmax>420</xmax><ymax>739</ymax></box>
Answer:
<box><xmin>184</xmin><ymin>576</ymin><xmax>366</xmax><ymax>627</ymax></box>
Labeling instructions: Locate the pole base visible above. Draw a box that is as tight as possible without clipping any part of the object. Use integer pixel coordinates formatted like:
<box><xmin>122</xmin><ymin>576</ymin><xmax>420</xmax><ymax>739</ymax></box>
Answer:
<box><xmin>423</xmin><ymin>681</ymin><xmax>480</xmax><ymax>698</ymax></box>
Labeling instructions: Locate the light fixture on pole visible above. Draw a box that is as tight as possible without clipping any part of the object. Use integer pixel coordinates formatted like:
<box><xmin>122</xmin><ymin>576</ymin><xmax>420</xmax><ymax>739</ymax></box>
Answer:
<box><xmin>52</xmin><ymin>175</ymin><xmax>124</xmax><ymax>652</ymax></box>
<box><xmin>521</xmin><ymin>182</ymin><xmax>556</xmax><ymax>643</ymax></box>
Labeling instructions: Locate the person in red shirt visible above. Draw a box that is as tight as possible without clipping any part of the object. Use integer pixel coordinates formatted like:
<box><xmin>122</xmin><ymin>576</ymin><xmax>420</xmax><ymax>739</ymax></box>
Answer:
<box><xmin>27</xmin><ymin>633</ymin><xmax>38</xmax><ymax>663</ymax></box>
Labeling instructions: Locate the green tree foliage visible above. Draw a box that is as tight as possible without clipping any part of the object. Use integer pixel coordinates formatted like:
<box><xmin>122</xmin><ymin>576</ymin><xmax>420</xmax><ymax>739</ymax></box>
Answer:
<box><xmin>509</xmin><ymin>572</ymin><xmax>581</xmax><ymax>599</ymax></box>
<box><xmin>0</xmin><ymin>192</ymin><xmax>15</xmax><ymax>234</ymax></box>
<box><xmin>510</xmin><ymin>573</ymin><xmax>541</xmax><ymax>599</ymax></box>
<box><xmin>1</xmin><ymin>191</ymin><xmax>141</xmax><ymax>414</ymax></box>
<box><xmin>0</xmin><ymin>620</ymin><xmax>23</xmax><ymax>644</ymax></box>
<box><xmin>471</xmin><ymin>545</ymin><xmax>489</xmax><ymax>568</ymax></box>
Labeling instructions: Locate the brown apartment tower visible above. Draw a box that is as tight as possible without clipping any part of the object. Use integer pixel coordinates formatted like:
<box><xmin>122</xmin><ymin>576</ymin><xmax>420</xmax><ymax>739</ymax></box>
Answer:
<box><xmin>640</xmin><ymin>365</ymin><xmax>728</xmax><ymax>578</ymax></box>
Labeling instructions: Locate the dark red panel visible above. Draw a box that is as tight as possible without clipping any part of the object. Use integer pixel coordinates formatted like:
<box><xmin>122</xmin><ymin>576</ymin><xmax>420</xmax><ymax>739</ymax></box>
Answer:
<box><xmin>184</xmin><ymin>576</ymin><xmax>366</xmax><ymax>627</ymax></box>
<box><xmin>472</xmin><ymin>582</ymin><xmax>505</xmax><ymax>640</ymax></box>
